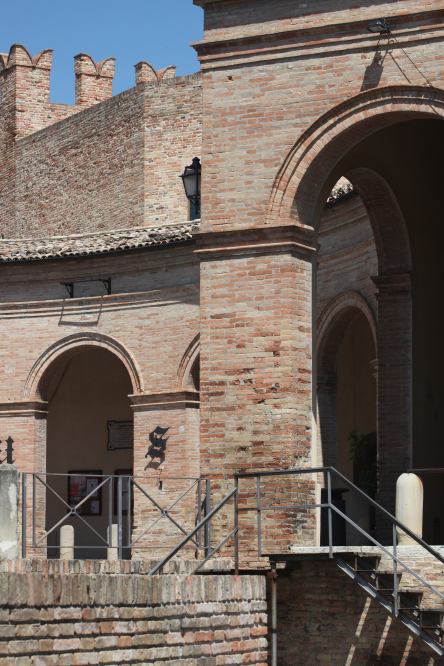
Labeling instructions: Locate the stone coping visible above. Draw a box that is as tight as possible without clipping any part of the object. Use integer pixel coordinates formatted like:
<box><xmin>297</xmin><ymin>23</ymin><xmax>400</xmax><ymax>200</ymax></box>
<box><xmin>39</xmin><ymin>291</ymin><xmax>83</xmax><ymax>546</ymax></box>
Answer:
<box><xmin>0</xmin><ymin>557</ymin><xmax>233</xmax><ymax>575</ymax></box>
<box><xmin>0</xmin><ymin>221</ymin><xmax>200</xmax><ymax>262</ymax></box>
<box><xmin>290</xmin><ymin>545</ymin><xmax>444</xmax><ymax>556</ymax></box>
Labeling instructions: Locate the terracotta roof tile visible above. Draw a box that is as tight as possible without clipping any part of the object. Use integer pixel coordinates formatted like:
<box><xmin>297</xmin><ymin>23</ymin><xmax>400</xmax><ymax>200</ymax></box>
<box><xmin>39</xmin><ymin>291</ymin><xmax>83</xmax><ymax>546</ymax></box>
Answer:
<box><xmin>0</xmin><ymin>221</ymin><xmax>200</xmax><ymax>262</ymax></box>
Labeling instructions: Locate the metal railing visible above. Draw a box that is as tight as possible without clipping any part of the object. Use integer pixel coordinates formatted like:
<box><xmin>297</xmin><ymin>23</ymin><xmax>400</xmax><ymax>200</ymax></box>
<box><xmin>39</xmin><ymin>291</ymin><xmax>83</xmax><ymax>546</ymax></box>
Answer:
<box><xmin>21</xmin><ymin>467</ymin><xmax>444</xmax><ymax>598</ymax></box>
<box><xmin>234</xmin><ymin>467</ymin><xmax>444</xmax><ymax>605</ymax></box>
<box><xmin>21</xmin><ymin>473</ymin><xmax>219</xmax><ymax>564</ymax></box>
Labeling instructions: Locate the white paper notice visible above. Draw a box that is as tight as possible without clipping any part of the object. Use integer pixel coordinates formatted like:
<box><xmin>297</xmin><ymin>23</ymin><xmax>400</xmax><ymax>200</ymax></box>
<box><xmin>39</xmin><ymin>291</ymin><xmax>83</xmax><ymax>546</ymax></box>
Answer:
<box><xmin>87</xmin><ymin>479</ymin><xmax>99</xmax><ymax>497</ymax></box>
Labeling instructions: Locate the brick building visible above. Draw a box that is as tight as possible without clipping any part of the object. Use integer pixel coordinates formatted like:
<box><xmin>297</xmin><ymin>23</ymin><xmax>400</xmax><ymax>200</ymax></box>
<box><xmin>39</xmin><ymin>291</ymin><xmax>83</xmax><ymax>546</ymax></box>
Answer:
<box><xmin>2</xmin><ymin>0</ymin><xmax>444</xmax><ymax>663</ymax></box>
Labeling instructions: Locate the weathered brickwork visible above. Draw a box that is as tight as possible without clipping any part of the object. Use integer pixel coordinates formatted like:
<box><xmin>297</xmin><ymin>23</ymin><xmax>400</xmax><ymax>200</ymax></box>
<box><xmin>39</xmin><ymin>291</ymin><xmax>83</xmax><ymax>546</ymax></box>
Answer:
<box><xmin>0</xmin><ymin>572</ymin><xmax>268</xmax><ymax>666</ymax></box>
<box><xmin>273</xmin><ymin>556</ymin><xmax>444</xmax><ymax>666</ymax></box>
<box><xmin>0</xmin><ymin>243</ymin><xmax>201</xmax><ymax>553</ymax></box>
<box><xmin>0</xmin><ymin>45</ymin><xmax>202</xmax><ymax>238</ymax></box>
<box><xmin>193</xmin><ymin>0</ymin><xmax>444</xmax><ymax>525</ymax></box>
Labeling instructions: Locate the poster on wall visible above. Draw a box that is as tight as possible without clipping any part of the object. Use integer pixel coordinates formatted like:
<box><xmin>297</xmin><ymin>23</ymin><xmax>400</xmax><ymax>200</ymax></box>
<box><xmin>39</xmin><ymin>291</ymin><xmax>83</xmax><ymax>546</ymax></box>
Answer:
<box><xmin>107</xmin><ymin>421</ymin><xmax>134</xmax><ymax>451</ymax></box>
<box><xmin>68</xmin><ymin>471</ymin><xmax>102</xmax><ymax>515</ymax></box>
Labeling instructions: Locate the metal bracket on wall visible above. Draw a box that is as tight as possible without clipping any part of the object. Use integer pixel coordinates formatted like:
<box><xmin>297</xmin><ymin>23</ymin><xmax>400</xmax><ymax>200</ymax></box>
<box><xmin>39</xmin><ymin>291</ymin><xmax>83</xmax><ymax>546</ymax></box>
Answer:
<box><xmin>60</xmin><ymin>278</ymin><xmax>112</xmax><ymax>298</ymax></box>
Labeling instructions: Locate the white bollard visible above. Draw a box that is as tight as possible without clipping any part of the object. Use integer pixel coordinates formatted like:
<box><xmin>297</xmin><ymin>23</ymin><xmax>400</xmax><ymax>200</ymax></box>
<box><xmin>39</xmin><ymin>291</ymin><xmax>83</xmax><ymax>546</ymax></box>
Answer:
<box><xmin>107</xmin><ymin>524</ymin><xmax>118</xmax><ymax>561</ymax></box>
<box><xmin>0</xmin><ymin>464</ymin><xmax>19</xmax><ymax>559</ymax></box>
<box><xmin>60</xmin><ymin>525</ymin><xmax>74</xmax><ymax>560</ymax></box>
<box><xmin>396</xmin><ymin>473</ymin><xmax>423</xmax><ymax>545</ymax></box>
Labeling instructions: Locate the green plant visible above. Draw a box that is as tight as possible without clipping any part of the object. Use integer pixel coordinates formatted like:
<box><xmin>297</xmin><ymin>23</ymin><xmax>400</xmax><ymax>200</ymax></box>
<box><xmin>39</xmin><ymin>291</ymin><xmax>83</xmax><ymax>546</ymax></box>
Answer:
<box><xmin>348</xmin><ymin>429</ymin><xmax>378</xmax><ymax>496</ymax></box>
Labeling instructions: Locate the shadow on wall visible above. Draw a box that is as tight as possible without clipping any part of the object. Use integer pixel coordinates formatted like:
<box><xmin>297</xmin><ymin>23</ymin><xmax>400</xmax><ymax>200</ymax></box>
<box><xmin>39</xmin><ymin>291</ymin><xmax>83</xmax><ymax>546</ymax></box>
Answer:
<box><xmin>270</xmin><ymin>560</ymin><xmax>437</xmax><ymax>665</ymax></box>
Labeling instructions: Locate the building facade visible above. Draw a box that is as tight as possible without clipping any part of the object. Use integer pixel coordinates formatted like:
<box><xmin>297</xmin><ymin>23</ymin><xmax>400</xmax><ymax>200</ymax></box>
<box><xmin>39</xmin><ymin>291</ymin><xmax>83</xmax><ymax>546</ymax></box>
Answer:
<box><xmin>2</xmin><ymin>1</ymin><xmax>444</xmax><ymax>662</ymax></box>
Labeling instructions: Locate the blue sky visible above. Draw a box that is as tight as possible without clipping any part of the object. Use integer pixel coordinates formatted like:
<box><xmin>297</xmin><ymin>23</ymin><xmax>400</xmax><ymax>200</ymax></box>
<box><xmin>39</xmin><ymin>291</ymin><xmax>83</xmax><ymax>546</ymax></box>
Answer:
<box><xmin>1</xmin><ymin>1</ymin><xmax>203</xmax><ymax>105</ymax></box>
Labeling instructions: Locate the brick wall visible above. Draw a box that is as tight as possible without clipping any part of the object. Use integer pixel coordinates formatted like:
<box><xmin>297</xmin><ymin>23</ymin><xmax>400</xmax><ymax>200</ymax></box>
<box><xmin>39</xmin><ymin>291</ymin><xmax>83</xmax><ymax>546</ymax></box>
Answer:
<box><xmin>0</xmin><ymin>571</ymin><xmax>268</xmax><ymax>665</ymax></box>
<box><xmin>273</xmin><ymin>556</ymin><xmax>443</xmax><ymax>665</ymax></box>
<box><xmin>0</xmin><ymin>244</ymin><xmax>201</xmax><ymax>556</ymax></box>
<box><xmin>0</xmin><ymin>47</ymin><xmax>202</xmax><ymax>238</ymax></box>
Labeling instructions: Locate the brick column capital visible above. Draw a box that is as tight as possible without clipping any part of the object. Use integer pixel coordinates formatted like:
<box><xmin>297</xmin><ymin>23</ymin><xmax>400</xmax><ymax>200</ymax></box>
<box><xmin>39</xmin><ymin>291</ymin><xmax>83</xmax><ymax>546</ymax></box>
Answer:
<box><xmin>372</xmin><ymin>273</ymin><xmax>412</xmax><ymax>300</ymax></box>
<box><xmin>130</xmin><ymin>391</ymin><xmax>199</xmax><ymax>412</ymax></box>
<box><xmin>194</xmin><ymin>224</ymin><xmax>316</xmax><ymax>261</ymax></box>
<box><xmin>0</xmin><ymin>400</ymin><xmax>48</xmax><ymax>418</ymax></box>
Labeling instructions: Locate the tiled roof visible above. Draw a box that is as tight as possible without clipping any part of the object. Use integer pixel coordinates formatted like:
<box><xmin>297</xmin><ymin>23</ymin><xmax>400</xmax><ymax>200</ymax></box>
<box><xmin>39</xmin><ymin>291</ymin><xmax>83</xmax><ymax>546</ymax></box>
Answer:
<box><xmin>327</xmin><ymin>177</ymin><xmax>355</xmax><ymax>204</ymax></box>
<box><xmin>0</xmin><ymin>221</ymin><xmax>200</xmax><ymax>262</ymax></box>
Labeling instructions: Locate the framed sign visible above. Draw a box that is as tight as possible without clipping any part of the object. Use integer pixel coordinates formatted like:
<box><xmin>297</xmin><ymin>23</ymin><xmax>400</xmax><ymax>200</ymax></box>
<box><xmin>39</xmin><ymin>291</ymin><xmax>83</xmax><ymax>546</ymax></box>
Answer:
<box><xmin>113</xmin><ymin>469</ymin><xmax>134</xmax><ymax>516</ymax></box>
<box><xmin>107</xmin><ymin>421</ymin><xmax>134</xmax><ymax>451</ymax></box>
<box><xmin>68</xmin><ymin>471</ymin><xmax>102</xmax><ymax>516</ymax></box>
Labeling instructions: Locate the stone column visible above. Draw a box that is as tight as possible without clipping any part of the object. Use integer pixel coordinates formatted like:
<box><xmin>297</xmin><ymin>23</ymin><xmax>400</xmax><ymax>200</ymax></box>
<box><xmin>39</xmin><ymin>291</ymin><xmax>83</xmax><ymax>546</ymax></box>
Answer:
<box><xmin>130</xmin><ymin>391</ymin><xmax>200</xmax><ymax>559</ymax></box>
<box><xmin>196</xmin><ymin>226</ymin><xmax>317</xmax><ymax>561</ymax></box>
<box><xmin>372</xmin><ymin>274</ymin><xmax>412</xmax><ymax>522</ymax></box>
<box><xmin>0</xmin><ymin>464</ymin><xmax>20</xmax><ymax>559</ymax></box>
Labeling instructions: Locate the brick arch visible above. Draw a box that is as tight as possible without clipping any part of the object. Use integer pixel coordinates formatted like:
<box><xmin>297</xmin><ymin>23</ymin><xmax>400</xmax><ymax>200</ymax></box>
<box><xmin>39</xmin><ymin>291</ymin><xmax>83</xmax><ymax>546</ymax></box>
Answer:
<box><xmin>345</xmin><ymin>168</ymin><xmax>411</xmax><ymax>274</ymax></box>
<box><xmin>267</xmin><ymin>85</ymin><xmax>444</xmax><ymax>234</ymax></box>
<box><xmin>317</xmin><ymin>291</ymin><xmax>377</xmax><ymax>376</ymax></box>
<box><xmin>176</xmin><ymin>333</ymin><xmax>200</xmax><ymax>390</ymax></box>
<box><xmin>23</xmin><ymin>332</ymin><xmax>143</xmax><ymax>401</ymax></box>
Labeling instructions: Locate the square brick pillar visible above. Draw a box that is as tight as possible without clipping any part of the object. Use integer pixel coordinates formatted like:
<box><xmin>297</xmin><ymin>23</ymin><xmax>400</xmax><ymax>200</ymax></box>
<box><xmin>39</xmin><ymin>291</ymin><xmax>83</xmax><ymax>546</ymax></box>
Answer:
<box><xmin>196</xmin><ymin>226</ymin><xmax>317</xmax><ymax>561</ymax></box>
<box><xmin>130</xmin><ymin>391</ymin><xmax>200</xmax><ymax>559</ymax></box>
<box><xmin>372</xmin><ymin>274</ymin><xmax>412</xmax><ymax>530</ymax></box>
<box><xmin>0</xmin><ymin>400</ymin><xmax>48</xmax><ymax>557</ymax></box>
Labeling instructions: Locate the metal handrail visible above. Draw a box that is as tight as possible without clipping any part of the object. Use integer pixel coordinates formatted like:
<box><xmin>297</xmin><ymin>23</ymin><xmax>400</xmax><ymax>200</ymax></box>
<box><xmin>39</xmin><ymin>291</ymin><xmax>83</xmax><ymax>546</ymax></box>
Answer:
<box><xmin>235</xmin><ymin>466</ymin><xmax>444</xmax><ymax>565</ymax></box>
<box><xmin>148</xmin><ymin>487</ymin><xmax>238</xmax><ymax>575</ymax></box>
<box><xmin>234</xmin><ymin>466</ymin><xmax>444</xmax><ymax>606</ymax></box>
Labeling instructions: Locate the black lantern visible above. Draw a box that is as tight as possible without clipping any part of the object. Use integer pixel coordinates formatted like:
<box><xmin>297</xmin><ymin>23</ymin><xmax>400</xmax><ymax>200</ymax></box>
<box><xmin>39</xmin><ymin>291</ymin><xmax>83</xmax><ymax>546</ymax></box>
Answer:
<box><xmin>367</xmin><ymin>18</ymin><xmax>391</xmax><ymax>34</ymax></box>
<box><xmin>180</xmin><ymin>157</ymin><xmax>201</xmax><ymax>220</ymax></box>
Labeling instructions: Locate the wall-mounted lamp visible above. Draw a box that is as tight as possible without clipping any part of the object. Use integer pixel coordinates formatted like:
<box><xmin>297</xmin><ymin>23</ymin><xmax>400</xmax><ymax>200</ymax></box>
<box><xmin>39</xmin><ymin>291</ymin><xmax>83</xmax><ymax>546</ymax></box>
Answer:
<box><xmin>367</xmin><ymin>18</ymin><xmax>392</xmax><ymax>35</ymax></box>
<box><xmin>180</xmin><ymin>157</ymin><xmax>201</xmax><ymax>220</ymax></box>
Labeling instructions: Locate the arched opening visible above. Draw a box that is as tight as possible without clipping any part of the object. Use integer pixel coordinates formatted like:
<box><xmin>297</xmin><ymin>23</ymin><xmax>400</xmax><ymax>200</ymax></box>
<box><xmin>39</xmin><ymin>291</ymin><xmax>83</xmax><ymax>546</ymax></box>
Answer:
<box><xmin>45</xmin><ymin>347</ymin><xmax>134</xmax><ymax>559</ymax></box>
<box><xmin>336</xmin><ymin>313</ymin><xmax>377</xmax><ymax>488</ymax></box>
<box><xmin>271</xmin><ymin>88</ymin><xmax>444</xmax><ymax>543</ymax></box>
<box><xmin>318</xmin><ymin>118</ymin><xmax>444</xmax><ymax>542</ymax></box>
<box><xmin>186</xmin><ymin>354</ymin><xmax>200</xmax><ymax>392</ymax></box>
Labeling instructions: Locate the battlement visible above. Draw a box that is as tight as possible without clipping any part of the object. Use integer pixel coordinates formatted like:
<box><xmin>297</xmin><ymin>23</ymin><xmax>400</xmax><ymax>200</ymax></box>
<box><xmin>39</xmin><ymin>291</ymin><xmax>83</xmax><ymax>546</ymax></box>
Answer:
<box><xmin>134</xmin><ymin>61</ymin><xmax>176</xmax><ymax>85</ymax></box>
<box><xmin>0</xmin><ymin>44</ymin><xmax>180</xmax><ymax>140</ymax></box>
<box><xmin>0</xmin><ymin>44</ymin><xmax>53</xmax><ymax>73</ymax></box>
<box><xmin>74</xmin><ymin>53</ymin><xmax>116</xmax><ymax>106</ymax></box>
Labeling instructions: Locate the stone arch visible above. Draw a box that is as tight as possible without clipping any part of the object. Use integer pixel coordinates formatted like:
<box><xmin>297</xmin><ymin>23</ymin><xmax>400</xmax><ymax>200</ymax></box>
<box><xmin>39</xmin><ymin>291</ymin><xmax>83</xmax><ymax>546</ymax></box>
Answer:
<box><xmin>317</xmin><ymin>291</ymin><xmax>377</xmax><ymax>375</ymax></box>
<box><xmin>267</xmin><ymin>85</ymin><xmax>444</xmax><ymax>237</ymax></box>
<box><xmin>177</xmin><ymin>333</ymin><xmax>200</xmax><ymax>391</ymax></box>
<box><xmin>23</xmin><ymin>332</ymin><xmax>143</xmax><ymax>401</ymax></box>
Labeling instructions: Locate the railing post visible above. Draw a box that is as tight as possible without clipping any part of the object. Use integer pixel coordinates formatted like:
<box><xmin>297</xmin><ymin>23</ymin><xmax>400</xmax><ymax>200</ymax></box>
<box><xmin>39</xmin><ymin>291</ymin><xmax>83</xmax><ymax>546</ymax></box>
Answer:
<box><xmin>235</xmin><ymin>477</ymin><xmax>239</xmax><ymax>576</ymax></box>
<box><xmin>127</xmin><ymin>477</ymin><xmax>132</xmax><ymax>554</ymax></box>
<box><xmin>327</xmin><ymin>471</ymin><xmax>333</xmax><ymax>559</ymax></box>
<box><xmin>393</xmin><ymin>523</ymin><xmax>398</xmax><ymax>616</ymax></box>
<box><xmin>32</xmin><ymin>474</ymin><xmax>36</xmax><ymax>548</ymax></box>
<box><xmin>197</xmin><ymin>479</ymin><xmax>202</xmax><ymax>549</ymax></box>
<box><xmin>117</xmin><ymin>475</ymin><xmax>123</xmax><ymax>561</ymax></box>
<box><xmin>108</xmin><ymin>476</ymin><xmax>113</xmax><ymax>549</ymax></box>
<box><xmin>271</xmin><ymin>561</ymin><xmax>278</xmax><ymax>666</ymax></box>
<box><xmin>22</xmin><ymin>473</ymin><xmax>27</xmax><ymax>559</ymax></box>
<box><xmin>257</xmin><ymin>476</ymin><xmax>261</xmax><ymax>558</ymax></box>
<box><xmin>205</xmin><ymin>479</ymin><xmax>211</xmax><ymax>559</ymax></box>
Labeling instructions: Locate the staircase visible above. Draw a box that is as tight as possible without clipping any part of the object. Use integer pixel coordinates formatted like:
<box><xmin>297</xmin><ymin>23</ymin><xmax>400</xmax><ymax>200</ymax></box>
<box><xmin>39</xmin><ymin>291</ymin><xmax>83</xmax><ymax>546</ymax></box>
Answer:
<box><xmin>335</xmin><ymin>552</ymin><xmax>444</xmax><ymax>656</ymax></box>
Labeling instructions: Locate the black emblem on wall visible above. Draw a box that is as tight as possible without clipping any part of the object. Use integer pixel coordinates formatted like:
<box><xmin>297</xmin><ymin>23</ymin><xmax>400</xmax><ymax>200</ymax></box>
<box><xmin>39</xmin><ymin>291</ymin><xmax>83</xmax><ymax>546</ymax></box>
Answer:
<box><xmin>0</xmin><ymin>437</ymin><xmax>15</xmax><ymax>465</ymax></box>
<box><xmin>145</xmin><ymin>427</ymin><xmax>170</xmax><ymax>459</ymax></box>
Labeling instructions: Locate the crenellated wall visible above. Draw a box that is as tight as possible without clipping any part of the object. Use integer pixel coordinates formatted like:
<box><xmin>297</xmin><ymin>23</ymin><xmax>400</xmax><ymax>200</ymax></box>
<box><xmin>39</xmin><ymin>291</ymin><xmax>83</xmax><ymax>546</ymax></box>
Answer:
<box><xmin>0</xmin><ymin>44</ymin><xmax>202</xmax><ymax>238</ymax></box>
